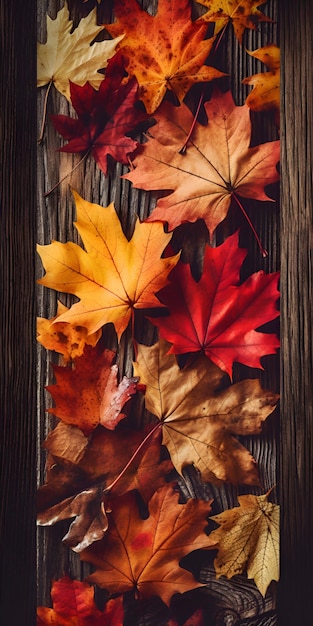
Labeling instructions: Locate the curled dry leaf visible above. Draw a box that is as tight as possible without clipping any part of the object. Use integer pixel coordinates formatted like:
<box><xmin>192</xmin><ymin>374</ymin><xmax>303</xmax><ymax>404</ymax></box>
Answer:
<box><xmin>210</xmin><ymin>493</ymin><xmax>279</xmax><ymax>596</ymax></box>
<box><xmin>243</xmin><ymin>44</ymin><xmax>280</xmax><ymax>124</ymax></box>
<box><xmin>37</xmin><ymin>576</ymin><xmax>124</xmax><ymax>625</ymax></box>
<box><xmin>134</xmin><ymin>339</ymin><xmax>279</xmax><ymax>484</ymax></box>
<box><xmin>51</xmin><ymin>52</ymin><xmax>147</xmax><ymax>175</ymax></box>
<box><xmin>37</xmin><ymin>301</ymin><xmax>101</xmax><ymax>362</ymax></box>
<box><xmin>125</xmin><ymin>90</ymin><xmax>280</xmax><ymax>238</ymax></box>
<box><xmin>104</xmin><ymin>0</ymin><xmax>225</xmax><ymax>113</ymax></box>
<box><xmin>47</xmin><ymin>344</ymin><xmax>138</xmax><ymax>434</ymax></box>
<box><xmin>37</xmin><ymin>191</ymin><xmax>180</xmax><ymax>339</ymax></box>
<box><xmin>81</xmin><ymin>484</ymin><xmax>215</xmax><ymax>606</ymax></box>
<box><xmin>37</xmin><ymin>2</ymin><xmax>124</xmax><ymax>101</ymax></box>
<box><xmin>196</xmin><ymin>0</ymin><xmax>272</xmax><ymax>44</ymax></box>
<box><xmin>150</xmin><ymin>231</ymin><xmax>280</xmax><ymax>378</ymax></box>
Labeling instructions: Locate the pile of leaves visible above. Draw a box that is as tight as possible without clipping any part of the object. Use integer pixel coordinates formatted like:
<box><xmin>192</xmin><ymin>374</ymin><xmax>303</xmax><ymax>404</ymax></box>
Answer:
<box><xmin>37</xmin><ymin>0</ymin><xmax>280</xmax><ymax>623</ymax></box>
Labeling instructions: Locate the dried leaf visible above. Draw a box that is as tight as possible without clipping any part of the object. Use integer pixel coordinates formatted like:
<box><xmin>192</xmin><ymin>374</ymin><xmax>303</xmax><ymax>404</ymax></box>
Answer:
<box><xmin>105</xmin><ymin>0</ymin><xmax>225</xmax><ymax>112</ymax></box>
<box><xmin>243</xmin><ymin>45</ymin><xmax>280</xmax><ymax>123</ymax></box>
<box><xmin>81</xmin><ymin>484</ymin><xmax>215</xmax><ymax>605</ymax></box>
<box><xmin>125</xmin><ymin>90</ymin><xmax>280</xmax><ymax>238</ymax></box>
<box><xmin>196</xmin><ymin>0</ymin><xmax>272</xmax><ymax>44</ymax></box>
<box><xmin>37</xmin><ymin>2</ymin><xmax>124</xmax><ymax>101</ymax></box>
<box><xmin>134</xmin><ymin>340</ymin><xmax>279</xmax><ymax>484</ymax></box>
<box><xmin>210</xmin><ymin>493</ymin><xmax>279</xmax><ymax>595</ymax></box>
<box><xmin>37</xmin><ymin>190</ymin><xmax>180</xmax><ymax>339</ymax></box>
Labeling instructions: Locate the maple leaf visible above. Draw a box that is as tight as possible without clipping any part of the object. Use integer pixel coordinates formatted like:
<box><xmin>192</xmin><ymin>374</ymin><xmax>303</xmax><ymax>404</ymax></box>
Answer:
<box><xmin>37</xmin><ymin>301</ymin><xmax>101</xmax><ymax>362</ymax></box>
<box><xmin>51</xmin><ymin>52</ymin><xmax>146</xmax><ymax>175</ymax></box>
<box><xmin>124</xmin><ymin>90</ymin><xmax>280</xmax><ymax>238</ymax></box>
<box><xmin>150</xmin><ymin>231</ymin><xmax>280</xmax><ymax>378</ymax></box>
<box><xmin>196</xmin><ymin>0</ymin><xmax>272</xmax><ymax>44</ymax></box>
<box><xmin>37</xmin><ymin>423</ymin><xmax>174</xmax><ymax>550</ymax></box>
<box><xmin>210</xmin><ymin>493</ymin><xmax>279</xmax><ymax>596</ymax></box>
<box><xmin>81</xmin><ymin>484</ymin><xmax>215</xmax><ymax>605</ymax></box>
<box><xmin>47</xmin><ymin>344</ymin><xmax>138</xmax><ymax>434</ymax></box>
<box><xmin>37</xmin><ymin>2</ymin><xmax>124</xmax><ymax>101</ymax></box>
<box><xmin>37</xmin><ymin>576</ymin><xmax>124</xmax><ymax>625</ymax></box>
<box><xmin>134</xmin><ymin>340</ymin><xmax>279</xmax><ymax>484</ymax></box>
<box><xmin>242</xmin><ymin>45</ymin><xmax>280</xmax><ymax>123</ymax></box>
<box><xmin>37</xmin><ymin>190</ymin><xmax>180</xmax><ymax>339</ymax></box>
<box><xmin>104</xmin><ymin>0</ymin><xmax>225</xmax><ymax>113</ymax></box>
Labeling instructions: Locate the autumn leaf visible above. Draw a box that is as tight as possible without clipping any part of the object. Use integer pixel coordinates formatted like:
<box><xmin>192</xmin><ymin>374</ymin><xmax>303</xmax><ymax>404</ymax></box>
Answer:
<box><xmin>51</xmin><ymin>52</ymin><xmax>147</xmax><ymax>175</ymax></box>
<box><xmin>210</xmin><ymin>493</ymin><xmax>279</xmax><ymax>596</ymax></box>
<box><xmin>37</xmin><ymin>190</ymin><xmax>180</xmax><ymax>339</ymax></box>
<box><xmin>104</xmin><ymin>0</ymin><xmax>225</xmax><ymax>113</ymax></box>
<box><xmin>150</xmin><ymin>231</ymin><xmax>280</xmax><ymax>378</ymax></box>
<box><xmin>47</xmin><ymin>344</ymin><xmax>138</xmax><ymax>434</ymax></box>
<box><xmin>124</xmin><ymin>90</ymin><xmax>280</xmax><ymax>239</ymax></box>
<box><xmin>37</xmin><ymin>301</ymin><xmax>101</xmax><ymax>362</ymax></box>
<box><xmin>81</xmin><ymin>484</ymin><xmax>215</xmax><ymax>605</ymax></box>
<box><xmin>167</xmin><ymin>610</ymin><xmax>205</xmax><ymax>626</ymax></box>
<box><xmin>243</xmin><ymin>45</ymin><xmax>280</xmax><ymax>123</ymax></box>
<box><xmin>37</xmin><ymin>423</ymin><xmax>174</xmax><ymax>538</ymax></box>
<box><xmin>37</xmin><ymin>2</ymin><xmax>124</xmax><ymax>101</ymax></box>
<box><xmin>37</xmin><ymin>576</ymin><xmax>124</xmax><ymax>625</ymax></box>
<box><xmin>196</xmin><ymin>0</ymin><xmax>272</xmax><ymax>44</ymax></box>
<box><xmin>134</xmin><ymin>340</ymin><xmax>278</xmax><ymax>484</ymax></box>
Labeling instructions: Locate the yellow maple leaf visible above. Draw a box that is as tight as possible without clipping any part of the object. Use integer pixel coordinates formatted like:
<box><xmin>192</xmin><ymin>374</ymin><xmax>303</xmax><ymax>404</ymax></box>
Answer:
<box><xmin>210</xmin><ymin>493</ymin><xmax>279</xmax><ymax>595</ymax></box>
<box><xmin>37</xmin><ymin>2</ymin><xmax>124</xmax><ymax>101</ymax></box>
<box><xmin>37</xmin><ymin>301</ymin><xmax>101</xmax><ymax>362</ymax></box>
<box><xmin>37</xmin><ymin>191</ymin><xmax>180</xmax><ymax>339</ymax></box>
<box><xmin>196</xmin><ymin>0</ymin><xmax>272</xmax><ymax>44</ymax></box>
<box><xmin>243</xmin><ymin>44</ymin><xmax>280</xmax><ymax>123</ymax></box>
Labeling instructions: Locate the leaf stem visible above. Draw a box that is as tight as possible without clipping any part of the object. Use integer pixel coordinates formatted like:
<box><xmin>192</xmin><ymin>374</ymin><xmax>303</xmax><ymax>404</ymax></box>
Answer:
<box><xmin>103</xmin><ymin>421</ymin><xmax>162</xmax><ymax>495</ymax></box>
<box><xmin>232</xmin><ymin>193</ymin><xmax>268</xmax><ymax>257</ymax></box>
<box><xmin>179</xmin><ymin>92</ymin><xmax>204</xmax><ymax>155</ymax></box>
<box><xmin>38</xmin><ymin>80</ymin><xmax>53</xmax><ymax>144</ymax></box>
<box><xmin>44</xmin><ymin>150</ymin><xmax>91</xmax><ymax>196</ymax></box>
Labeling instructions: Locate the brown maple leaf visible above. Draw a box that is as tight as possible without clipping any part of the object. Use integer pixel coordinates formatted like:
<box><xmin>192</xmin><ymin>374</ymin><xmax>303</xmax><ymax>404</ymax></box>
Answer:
<box><xmin>124</xmin><ymin>90</ymin><xmax>280</xmax><ymax>239</ymax></box>
<box><xmin>210</xmin><ymin>492</ymin><xmax>279</xmax><ymax>595</ymax></box>
<box><xmin>196</xmin><ymin>0</ymin><xmax>272</xmax><ymax>44</ymax></box>
<box><xmin>81</xmin><ymin>484</ymin><xmax>215</xmax><ymax>605</ymax></box>
<box><xmin>37</xmin><ymin>302</ymin><xmax>101</xmax><ymax>363</ymax></box>
<box><xmin>47</xmin><ymin>344</ymin><xmax>138</xmax><ymax>434</ymax></box>
<box><xmin>37</xmin><ymin>190</ymin><xmax>180</xmax><ymax>339</ymax></box>
<box><xmin>134</xmin><ymin>340</ymin><xmax>279</xmax><ymax>485</ymax></box>
<box><xmin>243</xmin><ymin>44</ymin><xmax>280</xmax><ymax>125</ymax></box>
<box><xmin>104</xmin><ymin>0</ymin><xmax>225</xmax><ymax>113</ymax></box>
<box><xmin>37</xmin><ymin>576</ymin><xmax>124</xmax><ymax>625</ymax></box>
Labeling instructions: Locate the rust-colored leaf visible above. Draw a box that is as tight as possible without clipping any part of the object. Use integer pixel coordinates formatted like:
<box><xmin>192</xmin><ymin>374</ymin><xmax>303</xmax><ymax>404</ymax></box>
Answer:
<box><xmin>243</xmin><ymin>44</ymin><xmax>280</xmax><ymax>124</ymax></box>
<box><xmin>196</xmin><ymin>0</ymin><xmax>272</xmax><ymax>44</ymax></box>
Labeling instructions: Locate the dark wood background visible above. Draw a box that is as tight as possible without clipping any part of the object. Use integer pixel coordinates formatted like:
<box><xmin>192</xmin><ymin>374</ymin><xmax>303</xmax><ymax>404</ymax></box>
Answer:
<box><xmin>0</xmin><ymin>0</ymin><xmax>312</xmax><ymax>624</ymax></box>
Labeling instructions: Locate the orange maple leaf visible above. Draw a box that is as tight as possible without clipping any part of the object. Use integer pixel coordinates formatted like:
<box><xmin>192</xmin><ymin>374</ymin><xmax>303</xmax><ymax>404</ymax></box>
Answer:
<box><xmin>47</xmin><ymin>344</ymin><xmax>138</xmax><ymax>434</ymax></box>
<box><xmin>37</xmin><ymin>190</ymin><xmax>180</xmax><ymax>339</ymax></box>
<box><xmin>125</xmin><ymin>90</ymin><xmax>280</xmax><ymax>239</ymax></box>
<box><xmin>104</xmin><ymin>0</ymin><xmax>225</xmax><ymax>113</ymax></box>
<box><xmin>81</xmin><ymin>484</ymin><xmax>215</xmax><ymax>605</ymax></box>
<box><xmin>196</xmin><ymin>0</ymin><xmax>272</xmax><ymax>44</ymax></box>
<box><xmin>243</xmin><ymin>44</ymin><xmax>280</xmax><ymax>124</ymax></box>
<box><xmin>37</xmin><ymin>576</ymin><xmax>124</xmax><ymax>625</ymax></box>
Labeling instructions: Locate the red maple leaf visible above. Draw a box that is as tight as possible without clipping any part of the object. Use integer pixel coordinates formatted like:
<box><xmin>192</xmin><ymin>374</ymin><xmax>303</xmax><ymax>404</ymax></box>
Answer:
<box><xmin>149</xmin><ymin>231</ymin><xmax>279</xmax><ymax>377</ymax></box>
<box><xmin>51</xmin><ymin>52</ymin><xmax>146</xmax><ymax>174</ymax></box>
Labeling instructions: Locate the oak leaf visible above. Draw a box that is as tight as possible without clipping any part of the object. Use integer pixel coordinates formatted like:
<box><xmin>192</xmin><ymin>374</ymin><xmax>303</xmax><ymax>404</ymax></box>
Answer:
<box><xmin>104</xmin><ymin>0</ymin><xmax>225</xmax><ymax>113</ymax></box>
<box><xmin>243</xmin><ymin>45</ymin><xmax>280</xmax><ymax>123</ymax></box>
<box><xmin>47</xmin><ymin>344</ymin><xmax>138</xmax><ymax>434</ymax></box>
<box><xmin>37</xmin><ymin>576</ymin><xmax>124</xmax><ymax>625</ymax></box>
<box><xmin>51</xmin><ymin>53</ymin><xmax>146</xmax><ymax>175</ymax></box>
<box><xmin>81</xmin><ymin>484</ymin><xmax>215</xmax><ymax>605</ymax></box>
<box><xmin>134</xmin><ymin>340</ymin><xmax>279</xmax><ymax>484</ymax></box>
<box><xmin>210</xmin><ymin>493</ymin><xmax>279</xmax><ymax>596</ymax></box>
<box><xmin>196</xmin><ymin>0</ymin><xmax>272</xmax><ymax>44</ymax></box>
<box><xmin>37</xmin><ymin>423</ymin><xmax>174</xmax><ymax>550</ymax></box>
<box><xmin>37</xmin><ymin>301</ymin><xmax>101</xmax><ymax>362</ymax></box>
<box><xmin>37</xmin><ymin>190</ymin><xmax>180</xmax><ymax>339</ymax></box>
<box><xmin>150</xmin><ymin>231</ymin><xmax>280</xmax><ymax>378</ymax></box>
<box><xmin>37</xmin><ymin>3</ymin><xmax>124</xmax><ymax>101</ymax></box>
<box><xmin>125</xmin><ymin>90</ymin><xmax>280</xmax><ymax>238</ymax></box>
